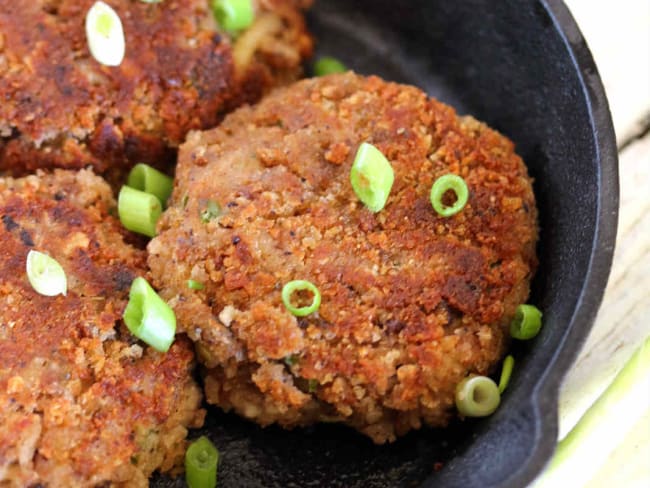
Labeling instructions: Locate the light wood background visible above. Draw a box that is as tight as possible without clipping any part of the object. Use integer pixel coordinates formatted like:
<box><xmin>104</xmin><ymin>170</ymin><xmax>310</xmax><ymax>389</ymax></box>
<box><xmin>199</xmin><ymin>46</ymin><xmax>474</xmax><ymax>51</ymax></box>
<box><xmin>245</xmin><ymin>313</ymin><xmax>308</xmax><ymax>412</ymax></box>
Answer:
<box><xmin>547</xmin><ymin>1</ymin><xmax>649</xmax><ymax>486</ymax></box>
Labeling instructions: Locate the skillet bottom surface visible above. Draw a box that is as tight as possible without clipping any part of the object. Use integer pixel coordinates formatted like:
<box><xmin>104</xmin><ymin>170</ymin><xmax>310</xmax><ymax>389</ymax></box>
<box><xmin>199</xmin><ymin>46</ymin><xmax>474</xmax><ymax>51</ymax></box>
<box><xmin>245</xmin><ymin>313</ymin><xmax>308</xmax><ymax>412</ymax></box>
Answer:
<box><xmin>154</xmin><ymin>408</ymin><xmax>476</xmax><ymax>488</ymax></box>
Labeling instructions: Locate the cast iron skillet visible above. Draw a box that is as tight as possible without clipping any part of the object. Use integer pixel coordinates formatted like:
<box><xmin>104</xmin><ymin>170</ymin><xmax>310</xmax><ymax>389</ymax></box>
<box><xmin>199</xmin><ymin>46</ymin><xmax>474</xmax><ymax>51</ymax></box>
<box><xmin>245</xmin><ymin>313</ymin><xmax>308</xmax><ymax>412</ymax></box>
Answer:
<box><xmin>156</xmin><ymin>1</ymin><xmax>618</xmax><ymax>486</ymax></box>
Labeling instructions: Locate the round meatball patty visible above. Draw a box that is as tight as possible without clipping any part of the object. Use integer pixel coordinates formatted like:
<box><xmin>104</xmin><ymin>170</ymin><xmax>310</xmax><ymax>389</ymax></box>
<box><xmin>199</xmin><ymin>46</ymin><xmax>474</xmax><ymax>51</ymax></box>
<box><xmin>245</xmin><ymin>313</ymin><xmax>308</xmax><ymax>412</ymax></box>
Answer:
<box><xmin>0</xmin><ymin>0</ymin><xmax>312</xmax><ymax>184</ymax></box>
<box><xmin>148</xmin><ymin>73</ymin><xmax>538</xmax><ymax>443</ymax></box>
<box><xmin>0</xmin><ymin>170</ymin><xmax>204</xmax><ymax>487</ymax></box>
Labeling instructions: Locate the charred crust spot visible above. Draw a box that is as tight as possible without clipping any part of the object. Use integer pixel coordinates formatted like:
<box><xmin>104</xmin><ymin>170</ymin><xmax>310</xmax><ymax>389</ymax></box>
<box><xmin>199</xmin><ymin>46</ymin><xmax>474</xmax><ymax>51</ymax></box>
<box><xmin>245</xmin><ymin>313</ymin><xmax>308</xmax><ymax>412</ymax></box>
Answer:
<box><xmin>51</xmin><ymin>206</ymin><xmax>83</xmax><ymax>226</ymax></box>
<box><xmin>383</xmin><ymin>319</ymin><xmax>407</xmax><ymax>334</ymax></box>
<box><xmin>113</xmin><ymin>268</ymin><xmax>135</xmax><ymax>292</ymax></box>
<box><xmin>2</xmin><ymin>214</ymin><xmax>19</xmax><ymax>231</ymax></box>
<box><xmin>20</xmin><ymin>229</ymin><xmax>34</xmax><ymax>247</ymax></box>
<box><xmin>54</xmin><ymin>192</ymin><xmax>65</xmax><ymax>201</ymax></box>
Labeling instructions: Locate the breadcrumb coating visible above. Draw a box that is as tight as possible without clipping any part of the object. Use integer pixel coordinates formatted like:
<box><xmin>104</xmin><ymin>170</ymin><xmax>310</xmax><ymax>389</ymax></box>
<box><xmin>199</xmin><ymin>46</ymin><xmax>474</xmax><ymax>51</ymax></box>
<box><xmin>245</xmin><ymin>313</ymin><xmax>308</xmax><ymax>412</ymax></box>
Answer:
<box><xmin>0</xmin><ymin>1</ymin><xmax>312</xmax><ymax>185</ymax></box>
<box><xmin>0</xmin><ymin>170</ymin><xmax>204</xmax><ymax>487</ymax></box>
<box><xmin>148</xmin><ymin>73</ymin><xmax>538</xmax><ymax>443</ymax></box>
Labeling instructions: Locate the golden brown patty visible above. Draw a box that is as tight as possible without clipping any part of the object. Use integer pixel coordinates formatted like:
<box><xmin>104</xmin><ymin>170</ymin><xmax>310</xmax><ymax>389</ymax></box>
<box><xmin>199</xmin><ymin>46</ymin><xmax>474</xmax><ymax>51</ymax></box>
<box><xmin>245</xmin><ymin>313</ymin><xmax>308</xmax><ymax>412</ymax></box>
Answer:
<box><xmin>0</xmin><ymin>170</ymin><xmax>204</xmax><ymax>487</ymax></box>
<box><xmin>148</xmin><ymin>73</ymin><xmax>538</xmax><ymax>443</ymax></box>
<box><xmin>0</xmin><ymin>0</ymin><xmax>312</xmax><ymax>184</ymax></box>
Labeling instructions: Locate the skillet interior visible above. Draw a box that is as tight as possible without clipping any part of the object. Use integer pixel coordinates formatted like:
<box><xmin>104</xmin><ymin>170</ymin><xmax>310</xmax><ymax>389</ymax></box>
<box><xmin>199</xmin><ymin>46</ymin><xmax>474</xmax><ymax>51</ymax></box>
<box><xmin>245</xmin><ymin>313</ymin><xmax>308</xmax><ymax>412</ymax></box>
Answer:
<box><xmin>154</xmin><ymin>1</ymin><xmax>618</xmax><ymax>486</ymax></box>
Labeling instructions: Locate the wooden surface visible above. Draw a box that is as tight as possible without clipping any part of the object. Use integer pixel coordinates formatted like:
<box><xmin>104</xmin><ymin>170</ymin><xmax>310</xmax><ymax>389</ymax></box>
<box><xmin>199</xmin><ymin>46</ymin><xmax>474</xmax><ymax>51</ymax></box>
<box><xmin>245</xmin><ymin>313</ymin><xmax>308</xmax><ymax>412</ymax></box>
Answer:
<box><xmin>547</xmin><ymin>1</ymin><xmax>650</xmax><ymax>486</ymax></box>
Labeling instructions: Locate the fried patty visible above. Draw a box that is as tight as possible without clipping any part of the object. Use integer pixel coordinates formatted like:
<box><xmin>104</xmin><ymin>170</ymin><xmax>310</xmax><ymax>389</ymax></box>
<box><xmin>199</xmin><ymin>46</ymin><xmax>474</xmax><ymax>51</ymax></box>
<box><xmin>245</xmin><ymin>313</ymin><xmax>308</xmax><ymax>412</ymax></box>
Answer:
<box><xmin>0</xmin><ymin>170</ymin><xmax>204</xmax><ymax>487</ymax></box>
<box><xmin>147</xmin><ymin>73</ymin><xmax>538</xmax><ymax>443</ymax></box>
<box><xmin>0</xmin><ymin>0</ymin><xmax>312</xmax><ymax>184</ymax></box>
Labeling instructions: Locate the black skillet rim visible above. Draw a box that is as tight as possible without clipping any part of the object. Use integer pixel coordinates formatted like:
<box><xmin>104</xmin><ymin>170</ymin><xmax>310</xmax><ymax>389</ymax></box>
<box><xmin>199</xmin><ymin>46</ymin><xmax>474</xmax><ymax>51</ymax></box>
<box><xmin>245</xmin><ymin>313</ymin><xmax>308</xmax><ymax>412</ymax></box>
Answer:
<box><xmin>445</xmin><ymin>1</ymin><xmax>619</xmax><ymax>486</ymax></box>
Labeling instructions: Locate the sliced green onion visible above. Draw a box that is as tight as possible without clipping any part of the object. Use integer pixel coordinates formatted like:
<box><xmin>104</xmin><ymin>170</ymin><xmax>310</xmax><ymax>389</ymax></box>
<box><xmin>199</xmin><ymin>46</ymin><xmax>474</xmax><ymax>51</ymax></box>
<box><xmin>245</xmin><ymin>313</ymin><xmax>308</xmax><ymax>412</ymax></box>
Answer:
<box><xmin>200</xmin><ymin>200</ymin><xmax>221</xmax><ymax>223</ymax></box>
<box><xmin>430</xmin><ymin>174</ymin><xmax>469</xmax><ymax>217</ymax></box>
<box><xmin>314</xmin><ymin>57</ymin><xmax>347</xmax><ymax>76</ymax></box>
<box><xmin>284</xmin><ymin>355</ymin><xmax>298</xmax><ymax>366</ymax></box>
<box><xmin>185</xmin><ymin>436</ymin><xmax>219</xmax><ymax>488</ymax></box>
<box><xmin>211</xmin><ymin>0</ymin><xmax>254</xmax><ymax>32</ymax></box>
<box><xmin>308</xmin><ymin>379</ymin><xmax>318</xmax><ymax>393</ymax></box>
<box><xmin>510</xmin><ymin>304</ymin><xmax>543</xmax><ymax>340</ymax></box>
<box><xmin>187</xmin><ymin>279</ymin><xmax>205</xmax><ymax>291</ymax></box>
<box><xmin>127</xmin><ymin>163</ymin><xmax>174</xmax><ymax>207</ymax></box>
<box><xmin>350</xmin><ymin>142</ymin><xmax>394</xmax><ymax>212</ymax></box>
<box><xmin>85</xmin><ymin>1</ymin><xmax>125</xmax><ymax>67</ymax></box>
<box><xmin>498</xmin><ymin>355</ymin><xmax>515</xmax><ymax>394</ymax></box>
<box><xmin>25</xmin><ymin>250</ymin><xmax>67</xmax><ymax>297</ymax></box>
<box><xmin>118</xmin><ymin>185</ymin><xmax>162</xmax><ymax>237</ymax></box>
<box><xmin>282</xmin><ymin>280</ymin><xmax>321</xmax><ymax>317</ymax></box>
<box><xmin>123</xmin><ymin>277</ymin><xmax>176</xmax><ymax>352</ymax></box>
<box><xmin>455</xmin><ymin>375</ymin><xmax>500</xmax><ymax>417</ymax></box>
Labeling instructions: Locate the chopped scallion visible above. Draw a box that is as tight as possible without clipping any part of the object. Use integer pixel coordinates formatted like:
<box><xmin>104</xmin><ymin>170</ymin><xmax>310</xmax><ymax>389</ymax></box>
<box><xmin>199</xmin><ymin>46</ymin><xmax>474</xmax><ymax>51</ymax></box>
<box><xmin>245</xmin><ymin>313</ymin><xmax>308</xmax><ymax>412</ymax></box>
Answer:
<box><xmin>430</xmin><ymin>174</ymin><xmax>469</xmax><ymax>217</ymax></box>
<box><xmin>455</xmin><ymin>375</ymin><xmax>500</xmax><ymax>417</ymax></box>
<box><xmin>498</xmin><ymin>355</ymin><xmax>515</xmax><ymax>393</ymax></box>
<box><xmin>200</xmin><ymin>200</ymin><xmax>221</xmax><ymax>223</ymax></box>
<box><xmin>211</xmin><ymin>0</ymin><xmax>254</xmax><ymax>32</ymax></box>
<box><xmin>127</xmin><ymin>163</ymin><xmax>174</xmax><ymax>207</ymax></box>
<box><xmin>25</xmin><ymin>250</ymin><xmax>67</xmax><ymax>297</ymax></box>
<box><xmin>314</xmin><ymin>57</ymin><xmax>347</xmax><ymax>76</ymax></box>
<box><xmin>282</xmin><ymin>280</ymin><xmax>321</xmax><ymax>317</ymax></box>
<box><xmin>118</xmin><ymin>186</ymin><xmax>162</xmax><ymax>237</ymax></box>
<box><xmin>510</xmin><ymin>304</ymin><xmax>543</xmax><ymax>340</ymax></box>
<box><xmin>284</xmin><ymin>355</ymin><xmax>298</xmax><ymax>366</ymax></box>
<box><xmin>123</xmin><ymin>277</ymin><xmax>176</xmax><ymax>352</ymax></box>
<box><xmin>350</xmin><ymin>142</ymin><xmax>394</xmax><ymax>212</ymax></box>
<box><xmin>85</xmin><ymin>1</ymin><xmax>125</xmax><ymax>67</ymax></box>
<box><xmin>185</xmin><ymin>436</ymin><xmax>219</xmax><ymax>488</ymax></box>
<box><xmin>187</xmin><ymin>279</ymin><xmax>205</xmax><ymax>291</ymax></box>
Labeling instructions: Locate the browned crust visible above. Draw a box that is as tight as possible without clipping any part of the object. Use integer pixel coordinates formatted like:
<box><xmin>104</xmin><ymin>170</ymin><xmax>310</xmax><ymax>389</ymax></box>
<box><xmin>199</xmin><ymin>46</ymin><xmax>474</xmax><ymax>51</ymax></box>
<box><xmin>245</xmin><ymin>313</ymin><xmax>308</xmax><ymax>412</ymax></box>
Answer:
<box><xmin>148</xmin><ymin>73</ymin><xmax>538</xmax><ymax>443</ymax></box>
<box><xmin>0</xmin><ymin>1</ymin><xmax>312</xmax><ymax>185</ymax></box>
<box><xmin>0</xmin><ymin>170</ymin><xmax>204</xmax><ymax>487</ymax></box>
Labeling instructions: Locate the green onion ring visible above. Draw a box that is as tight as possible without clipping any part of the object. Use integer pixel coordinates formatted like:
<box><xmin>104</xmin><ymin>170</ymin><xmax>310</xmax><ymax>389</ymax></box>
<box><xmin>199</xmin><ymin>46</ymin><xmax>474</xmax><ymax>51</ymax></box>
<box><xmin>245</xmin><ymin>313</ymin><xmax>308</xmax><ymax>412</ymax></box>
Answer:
<box><xmin>498</xmin><ymin>355</ymin><xmax>515</xmax><ymax>393</ymax></box>
<box><xmin>85</xmin><ymin>1</ymin><xmax>125</xmax><ymax>67</ymax></box>
<box><xmin>25</xmin><ymin>250</ymin><xmax>67</xmax><ymax>297</ymax></box>
<box><xmin>282</xmin><ymin>280</ymin><xmax>321</xmax><ymax>317</ymax></box>
<box><xmin>314</xmin><ymin>57</ymin><xmax>347</xmax><ymax>76</ymax></box>
<box><xmin>200</xmin><ymin>200</ymin><xmax>221</xmax><ymax>223</ymax></box>
<box><xmin>430</xmin><ymin>174</ymin><xmax>469</xmax><ymax>217</ymax></box>
<box><xmin>118</xmin><ymin>186</ymin><xmax>162</xmax><ymax>237</ymax></box>
<box><xmin>185</xmin><ymin>436</ymin><xmax>219</xmax><ymax>488</ymax></box>
<box><xmin>187</xmin><ymin>279</ymin><xmax>205</xmax><ymax>291</ymax></box>
<box><xmin>455</xmin><ymin>375</ymin><xmax>501</xmax><ymax>417</ymax></box>
<box><xmin>510</xmin><ymin>304</ymin><xmax>543</xmax><ymax>340</ymax></box>
<box><xmin>211</xmin><ymin>0</ymin><xmax>254</xmax><ymax>32</ymax></box>
<box><xmin>350</xmin><ymin>142</ymin><xmax>395</xmax><ymax>212</ymax></box>
<box><xmin>123</xmin><ymin>277</ymin><xmax>176</xmax><ymax>352</ymax></box>
<box><xmin>127</xmin><ymin>163</ymin><xmax>174</xmax><ymax>207</ymax></box>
